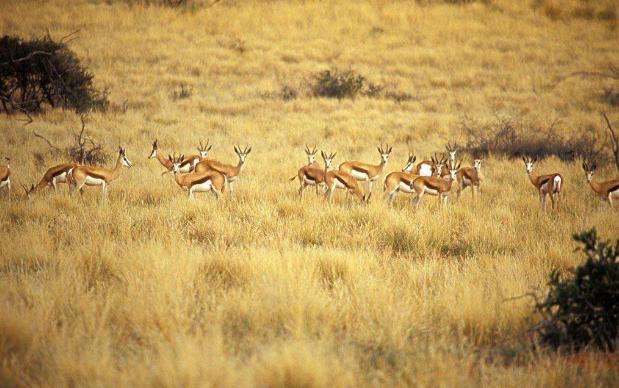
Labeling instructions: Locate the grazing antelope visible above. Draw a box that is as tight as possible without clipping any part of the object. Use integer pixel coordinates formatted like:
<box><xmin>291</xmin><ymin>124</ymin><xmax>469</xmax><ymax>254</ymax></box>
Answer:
<box><xmin>194</xmin><ymin>145</ymin><xmax>251</xmax><ymax>193</ymax></box>
<box><xmin>411</xmin><ymin>153</ymin><xmax>447</xmax><ymax>177</ymax></box>
<box><xmin>169</xmin><ymin>153</ymin><xmax>226</xmax><ymax>199</ymax></box>
<box><xmin>23</xmin><ymin>162</ymin><xmax>77</xmax><ymax>198</ymax></box>
<box><xmin>289</xmin><ymin>145</ymin><xmax>326</xmax><ymax>196</ymax></box>
<box><xmin>410</xmin><ymin>160</ymin><xmax>460</xmax><ymax>208</ymax></box>
<box><xmin>321</xmin><ymin>151</ymin><xmax>369</xmax><ymax>203</ymax></box>
<box><xmin>0</xmin><ymin>157</ymin><xmax>11</xmax><ymax>199</ymax></box>
<box><xmin>582</xmin><ymin>159</ymin><xmax>619</xmax><ymax>208</ymax></box>
<box><xmin>456</xmin><ymin>159</ymin><xmax>483</xmax><ymax>199</ymax></box>
<box><xmin>522</xmin><ymin>156</ymin><xmax>563</xmax><ymax>211</ymax></box>
<box><xmin>383</xmin><ymin>153</ymin><xmax>418</xmax><ymax>206</ymax></box>
<box><xmin>338</xmin><ymin>144</ymin><xmax>391</xmax><ymax>193</ymax></box>
<box><xmin>70</xmin><ymin>147</ymin><xmax>133</xmax><ymax>199</ymax></box>
<box><xmin>149</xmin><ymin>139</ymin><xmax>198</xmax><ymax>174</ymax></box>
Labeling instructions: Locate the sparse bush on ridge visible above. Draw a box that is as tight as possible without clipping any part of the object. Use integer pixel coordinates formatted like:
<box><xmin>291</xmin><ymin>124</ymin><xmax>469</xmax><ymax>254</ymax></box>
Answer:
<box><xmin>460</xmin><ymin>115</ymin><xmax>604</xmax><ymax>162</ymax></box>
<box><xmin>534</xmin><ymin>228</ymin><xmax>618</xmax><ymax>353</ymax></box>
<box><xmin>0</xmin><ymin>34</ymin><xmax>108</xmax><ymax>116</ymax></box>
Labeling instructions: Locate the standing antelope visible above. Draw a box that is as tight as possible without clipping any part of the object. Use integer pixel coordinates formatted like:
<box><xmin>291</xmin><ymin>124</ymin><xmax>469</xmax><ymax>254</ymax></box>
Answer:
<box><xmin>289</xmin><ymin>145</ymin><xmax>326</xmax><ymax>196</ymax></box>
<box><xmin>338</xmin><ymin>144</ymin><xmax>391</xmax><ymax>194</ymax></box>
<box><xmin>0</xmin><ymin>157</ymin><xmax>11</xmax><ymax>199</ymax></box>
<box><xmin>169</xmin><ymin>153</ymin><xmax>226</xmax><ymax>199</ymax></box>
<box><xmin>411</xmin><ymin>153</ymin><xmax>447</xmax><ymax>177</ymax></box>
<box><xmin>70</xmin><ymin>147</ymin><xmax>133</xmax><ymax>199</ymax></box>
<box><xmin>197</xmin><ymin>139</ymin><xmax>213</xmax><ymax>159</ymax></box>
<box><xmin>445</xmin><ymin>142</ymin><xmax>458</xmax><ymax>162</ymax></box>
<box><xmin>410</xmin><ymin>160</ymin><xmax>460</xmax><ymax>208</ymax></box>
<box><xmin>23</xmin><ymin>162</ymin><xmax>77</xmax><ymax>198</ymax></box>
<box><xmin>383</xmin><ymin>153</ymin><xmax>418</xmax><ymax>206</ymax></box>
<box><xmin>582</xmin><ymin>159</ymin><xmax>619</xmax><ymax>208</ymax></box>
<box><xmin>456</xmin><ymin>159</ymin><xmax>483</xmax><ymax>199</ymax></box>
<box><xmin>321</xmin><ymin>151</ymin><xmax>369</xmax><ymax>203</ymax></box>
<box><xmin>149</xmin><ymin>139</ymin><xmax>198</xmax><ymax>174</ymax></box>
<box><xmin>522</xmin><ymin>156</ymin><xmax>563</xmax><ymax>211</ymax></box>
<box><xmin>194</xmin><ymin>145</ymin><xmax>251</xmax><ymax>193</ymax></box>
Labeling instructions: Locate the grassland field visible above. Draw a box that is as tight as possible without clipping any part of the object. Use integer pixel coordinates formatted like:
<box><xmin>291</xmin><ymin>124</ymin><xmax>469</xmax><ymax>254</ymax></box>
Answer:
<box><xmin>0</xmin><ymin>0</ymin><xmax>618</xmax><ymax>387</ymax></box>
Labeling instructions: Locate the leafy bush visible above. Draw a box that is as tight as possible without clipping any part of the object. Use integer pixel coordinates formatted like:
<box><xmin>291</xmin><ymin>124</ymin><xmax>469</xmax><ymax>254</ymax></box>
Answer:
<box><xmin>0</xmin><ymin>34</ymin><xmax>108</xmax><ymax>115</ymax></box>
<box><xmin>535</xmin><ymin>229</ymin><xmax>618</xmax><ymax>352</ymax></box>
<box><xmin>460</xmin><ymin>115</ymin><xmax>603</xmax><ymax>162</ymax></box>
<box><xmin>309</xmin><ymin>68</ymin><xmax>366</xmax><ymax>99</ymax></box>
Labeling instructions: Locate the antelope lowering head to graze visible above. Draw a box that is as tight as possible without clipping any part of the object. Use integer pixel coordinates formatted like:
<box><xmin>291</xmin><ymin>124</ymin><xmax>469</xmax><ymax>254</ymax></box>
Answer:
<box><xmin>70</xmin><ymin>147</ymin><xmax>132</xmax><ymax>199</ymax></box>
<box><xmin>456</xmin><ymin>158</ymin><xmax>483</xmax><ymax>199</ymax></box>
<box><xmin>383</xmin><ymin>153</ymin><xmax>417</xmax><ymax>206</ymax></box>
<box><xmin>23</xmin><ymin>162</ymin><xmax>77</xmax><ymax>198</ymax></box>
<box><xmin>149</xmin><ymin>139</ymin><xmax>198</xmax><ymax>175</ymax></box>
<box><xmin>194</xmin><ymin>145</ymin><xmax>251</xmax><ymax>193</ymax></box>
<box><xmin>322</xmin><ymin>151</ymin><xmax>370</xmax><ymax>203</ymax></box>
<box><xmin>169</xmin><ymin>153</ymin><xmax>226</xmax><ymax>199</ymax></box>
<box><xmin>0</xmin><ymin>157</ymin><xmax>11</xmax><ymax>199</ymax></box>
<box><xmin>410</xmin><ymin>160</ymin><xmax>460</xmax><ymax>208</ymax></box>
<box><xmin>522</xmin><ymin>156</ymin><xmax>563</xmax><ymax>211</ymax></box>
<box><xmin>289</xmin><ymin>145</ymin><xmax>326</xmax><ymax>197</ymax></box>
<box><xmin>582</xmin><ymin>159</ymin><xmax>619</xmax><ymax>208</ymax></box>
<box><xmin>338</xmin><ymin>144</ymin><xmax>391</xmax><ymax>194</ymax></box>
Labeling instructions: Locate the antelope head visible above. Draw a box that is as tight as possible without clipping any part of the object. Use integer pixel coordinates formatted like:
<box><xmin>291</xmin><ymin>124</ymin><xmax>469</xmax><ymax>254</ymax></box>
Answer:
<box><xmin>320</xmin><ymin>150</ymin><xmax>336</xmax><ymax>171</ymax></box>
<box><xmin>234</xmin><ymin>145</ymin><xmax>252</xmax><ymax>166</ymax></box>
<box><xmin>378</xmin><ymin>144</ymin><xmax>392</xmax><ymax>165</ymax></box>
<box><xmin>446</xmin><ymin>160</ymin><xmax>461</xmax><ymax>181</ymax></box>
<box><xmin>402</xmin><ymin>153</ymin><xmax>417</xmax><ymax>172</ymax></box>
<box><xmin>582</xmin><ymin>159</ymin><xmax>597</xmax><ymax>182</ymax></box>
<box><xmin>148</xmin><ymin>139</ymin><xmax>158</xmax><ymax>159</ymax></box>
<box><xmin>119</xmin><ymin>147</ymin><xmax>133</xmax><ymax>168</ymax></box>
<box><xmin>197</xmin><ymin>139</ymin><xmax>213</xmax><ymax>158</ymax></box>
<box><xmin>473</xmin><ymin>158</ymin><xmax>482</xmax><ymax>171</ymax></box>
<box><xmin>169</xmin><ymin>153</ymin><xmax>185</xmax><ymax>174</ymax></box>
<box><xmin>522</xmin><ymin>156</ymin><xmax>537</xmax><ymax>174</ymax></box>
<box><xmin>432</xmin><ymin>153</ymin><xmax>448</xmax><ymax>177</ymax></box>
<box><xmin>445</xmin><ymin>142</ymin><xmax>457</xmax><ymax>162</ymax></box>
<box><xmin>305</xmin><ymin>145</ymin><xmax>318</xmax><ymax>165</ymax></box>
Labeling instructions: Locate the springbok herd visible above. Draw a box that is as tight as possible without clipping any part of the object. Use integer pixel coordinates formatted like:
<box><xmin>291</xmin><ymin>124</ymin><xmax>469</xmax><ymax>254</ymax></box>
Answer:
<box><xmin>0</xmin><ymin>140</ymin><xmax>618</xmax><ymax>210</ymax></box>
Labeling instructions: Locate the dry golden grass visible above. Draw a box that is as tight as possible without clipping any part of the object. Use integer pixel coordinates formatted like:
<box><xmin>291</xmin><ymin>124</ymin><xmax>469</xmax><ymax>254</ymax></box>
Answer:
<box><xmin>1</xmin><ymin>0</ymin><xmax>618</xmax><ymax>386</ymax></box>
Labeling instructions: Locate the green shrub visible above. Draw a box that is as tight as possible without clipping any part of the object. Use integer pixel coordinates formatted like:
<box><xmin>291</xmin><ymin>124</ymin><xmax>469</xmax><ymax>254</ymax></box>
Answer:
<box><xmin>535</xmin><ymin>228</ymin><xmax>618</xmax><ymax>352</ymax></box>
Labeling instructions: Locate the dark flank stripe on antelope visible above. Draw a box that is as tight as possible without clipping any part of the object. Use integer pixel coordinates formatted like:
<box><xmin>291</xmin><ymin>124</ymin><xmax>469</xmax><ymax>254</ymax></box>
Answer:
<box><xmin>462</xmin><ymin>169</ymin><xmax>477</xmax><ymax>180</ymax></box>
<box><xmin>423</xmin><ymin>180</ymin><xmax>442</xmax><ymax>191</ymax></box>
<box><xmin>1</xmin><ymin>175</ymin><xmax>9</xmax><ymax>182</ymax></box>
<box><xmin>538</xmin><ymin>176</ymin><xmax>552</xmax><ymax>187</ymax></box>
<box><xmin>180</xmin><ymin>159</ymin><xmax>194</xmax><ymax>168</ymax></box>
<box><xmin>609</xmin><ymin>183</ymin><xmax>619</xmax><ymax>193</ymax></box>
<box><xmin>335</xmin><ymin>175</ymin><xmax>351</xmax><ymax>188</ymax></box>
<box><xmin>352</xmin><ymin>166</ymin><xmax>370</xmax><ymax>175</ymax></box>
<box><xmin>51</xmin><ymin>168</ymin><xmax>70</xmax><ymax>178</ymax></box>
<box><xmin>193</xmin><ymin>175</ymin><xmax>213</xmax><ymax>185</ymax></box>
<box><xmin>304</xmin><ymin>170</ymin><xmax>321</xmax><ymax>181</ymax></box>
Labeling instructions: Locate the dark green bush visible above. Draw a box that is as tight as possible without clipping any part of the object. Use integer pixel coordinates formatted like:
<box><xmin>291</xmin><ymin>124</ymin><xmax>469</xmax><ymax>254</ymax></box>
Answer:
<box><xmin>310</xmin><ymin>68</ymin><xmax>366</xmax><ymax>99</ymax></box>
<box><xmin>0</xmin><ymin>34</ymin><xmax>108</xmax><ymax>115</ymax></box>
<box><xmin>535</xmin><ymin>228</ymin><xmax>618</xmax><ymax>352</ymax></box>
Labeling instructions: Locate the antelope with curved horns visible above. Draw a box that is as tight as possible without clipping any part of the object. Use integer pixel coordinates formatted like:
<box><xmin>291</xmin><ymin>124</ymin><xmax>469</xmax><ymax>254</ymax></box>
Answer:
<box><xmin>197</xmin><ymin>139</ymin><xmax>213</xmax><ymax>159</ymax></box>
<box><xmin>23</xmin><ymin>162</ymin><xmax>77</xmax><ymax>198</ymax></box>
<box><xmin>0</xmin><ymin>157</ymin><xmax>11</xmax><ymax>199</ymax></box>
<box><xmin>445</xmin><ymin>142</ymin><xmax>458</xmax><ymax>162</ymax></box>
<box><xmin>148</xmin><ymin>139</ymin><xmax>198</xmax><ymax>175</ymax></box>
<box><xmin>456</xmin><ymin>158</ymin><xmax>483</xmax><ymax>199</ymax></box>
<box><xmin>289</xmin><ymin>145</ymin><xmax>326</xmax><ymax>196</ymax></box>
<box><xmin>70</xmin><ymin>147</ymin><xmax>133</xmax><ymax>199</ymax></box>
<box><xmin>522</xmin><ymin>156</ymin><xmax>563</xmax><ymax>211</ymax></box>
<box><xmin>383</xmin><ymin>153</ymin><xmax>417</xmax><ymax>206</ymax></box>
<box><xmin>582</xmin><ymin>159</ymin><xmax>619</xmax><ymax>208</ymax></box>
<box><xmin>169</xmin><ymin>153</ymin><xmax>226</xmax><ymax>199</ymax></box>
<box><xmin>338</xmin><ymin>144</ymin><xmax>391</xmax><ymax>194</ymax></box>
<box><xmin>194</xmin><ymin>145</ymin><xmax>251</xmax><ymax>193</ymax></box>
<box><xmin>411</xmin><ymin>153</ymin><xmax>447</xmax><ymax>177</ymax></box>
<box><xmin>321</xmin><ymin>151</ymin><xmax>369</xmax><ymax>203</ymax></box>
<box><xmin>410</xmin><ymin>160</ymin><xmax>460</xmax><ymax>208</ymax></box>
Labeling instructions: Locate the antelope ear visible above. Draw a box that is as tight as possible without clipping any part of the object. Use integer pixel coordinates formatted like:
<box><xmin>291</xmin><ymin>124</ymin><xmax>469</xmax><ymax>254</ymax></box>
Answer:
<box><xmin>388</xmin><ymin>146</ymin><xmax>392</xmax><ymax>153</ymax></box>
<box><xmin>332</xmin><ymin>152</ymin><xmax>336</xmax><ymax>158</ymax></box>
<box><xmin>180</xmin><ymin>154</ymin><xmax>185</xmax><ymax>161</ymax></box>
<box><xmin>207</xmin><ymin>145</ymin><xmax>212</xmax><ymax>151</ymax></box>
<box><xmin>377</xmin><ymin>146</ymin><xmax>381</xmax><ymax>154</ymax></box>
<box><xmin>412</xmin><ymin>156</ymin><xmax>416</xmax><ymax>163</ymax></box>
<box><xmin>246</xmin><ymin>146</ymin><xmax>252</xmax><ymax>154</ymax></box>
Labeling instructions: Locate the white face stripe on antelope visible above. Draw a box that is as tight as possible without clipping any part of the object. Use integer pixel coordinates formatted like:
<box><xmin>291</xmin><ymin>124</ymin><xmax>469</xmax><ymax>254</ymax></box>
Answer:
<box><xmin>197</xmin><ymin>139</ymin><xmax>213</xmax><ymax>159</ymax></box>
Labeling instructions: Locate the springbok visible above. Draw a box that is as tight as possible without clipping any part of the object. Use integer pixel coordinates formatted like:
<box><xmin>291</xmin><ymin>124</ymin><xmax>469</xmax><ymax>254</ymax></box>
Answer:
<box><xmin>169</xmin><ymin>153</ymin><xmax>226</xmax><ymax>199</ymax></box>
<box><xmin>410</xmin><ymin>160</ymin><xmax>460</xmax><ymax>208</ymax></box>
<box><xmin>0</xmin><ymin>157</ymin><xmax>10</xmax><ymax>199</ymax></box>
<box><xmin>338</xmin><ymin>144</ymin><xmax>391</xmax><ymax>194</ymax></box>
<box><xmin>70</xmin><ymin>147</ymin><xmax>133</xmax><ymax>199</ymax></box>
<box><xmin>197</xmin><ymin>139</ymin><xmax>213</xmax><ymax>159</ymax></box>
<box><xmin>582</xmin><ymin>159</ymin><xmax>619</xmax><ymax>208</ymax></box>
<box><xmin>149</xmin><ymin>139</ymin><xmax>198</xmax><ymax>174</ymax></box>
<box><xmin>289</xmin><ymin>145</ymin><xmax>325</xmax><ymax>196</ymax></box>
<box><xmin>321</xmin><ymin>151</ymin><xmax>369</xmax><ymax>203</ymax></box>
<box><xmin>194</xmin><ymin>145</ymin><xmax>251</xmax><ymax>193</ymax></box>
<box><xmin>522</xmin><ymin>156</ymin><xmax>563</xmax><ymax>211</ymax></box>
<box><xmin>445</xmin><ymin>142</ymin><xmax>458</xmax><ymax>162</ymax></box>
<box><xmin>411</xmin><ymin>153</ymin><xmax>447</xmax><ymax>177</ymax></box>
<box><xmin>383</xmin><ymin>153</ymin><xmax>417</xmax><ymax>206</ymax></box>
<box><xmin>23</xmin><ymin>162</ymin><xmax>77</xmax><ymax>198</ymax></box>
<box><xmin>456</xmin><ymin>159</ymin><xmax>483</xmax><ymax>199</ymax></box>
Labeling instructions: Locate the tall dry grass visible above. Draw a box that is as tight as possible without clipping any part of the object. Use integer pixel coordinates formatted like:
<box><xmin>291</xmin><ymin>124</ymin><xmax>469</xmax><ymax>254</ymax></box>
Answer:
<box><xmin>1</xmin><ymin>0</ymin><xmax>618</xmax><ymax>386</ymax></box>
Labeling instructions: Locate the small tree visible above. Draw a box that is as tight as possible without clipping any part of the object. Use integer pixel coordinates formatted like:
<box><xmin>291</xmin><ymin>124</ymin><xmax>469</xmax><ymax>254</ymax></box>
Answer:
<box><xmin>534</xmin><ymin>228</ymin><xmax>618</xmax><ymax>352</ymax></box>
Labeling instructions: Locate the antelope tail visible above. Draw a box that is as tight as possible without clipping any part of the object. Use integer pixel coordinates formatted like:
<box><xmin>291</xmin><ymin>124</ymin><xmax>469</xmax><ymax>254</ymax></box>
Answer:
<box><xmin>289</xmin><ymin>175</ymin><xmax>297</xmax><ymax>181</ymax></box>
<box><xmin>553</xmin><ymin>176</ymin><xmax>562</xmax><ymax>193</ymax></box>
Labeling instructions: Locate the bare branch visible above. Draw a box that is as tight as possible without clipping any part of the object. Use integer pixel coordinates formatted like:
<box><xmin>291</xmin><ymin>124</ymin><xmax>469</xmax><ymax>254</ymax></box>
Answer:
<box><xmin>0</xmin><ymin>50</ymin><xmax>52</xmax><ymax>66</ymax></box>
<box><xmin>602</xmin><ymin>112</ymin><xmax>619</xmax><ymax>172</ymax></box>
<box><xmin>33</xmin><ymin>131</ymin><xmax>60</xmax><ymax>150</ymax></box>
